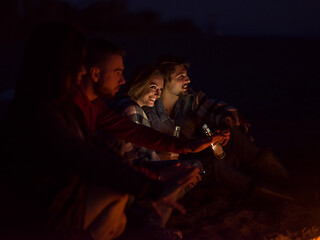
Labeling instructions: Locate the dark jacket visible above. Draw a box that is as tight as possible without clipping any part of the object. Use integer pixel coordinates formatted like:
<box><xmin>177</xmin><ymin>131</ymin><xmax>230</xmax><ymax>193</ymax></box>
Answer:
<box><xmin>1</xmin><ymin>93</ymin><xmax>162</xmax><ymax>232</ymax></box>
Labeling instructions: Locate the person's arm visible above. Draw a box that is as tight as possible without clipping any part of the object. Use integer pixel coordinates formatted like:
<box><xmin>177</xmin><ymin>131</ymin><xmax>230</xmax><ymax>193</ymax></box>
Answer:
<box><xmin>108</xmin><ymin>100</ymin><xmax>160</xmax><ymax>165</ymax></box>
<box><xmin>47</xmin><ymin>104</ymin><xmax>202</xmax><ymax>201</ymax></box>
<box><xmin>44</xmin><ymin>104</ymin><xmax>163</xmax><ymax>200</ymax></box>
<box><xmin>95</xmin><ymin>98</ymin><xmax>187</xmax><ymax>153</ymax></box>
<box><xmin>96</xmin><ymin>98</ymin><xmax>227</xmax><ymax>154</ymax></box>
<box><xmin>191</xmin><ymin>89</ymin><xmax>250</xmax><ymax>132</ymax></box>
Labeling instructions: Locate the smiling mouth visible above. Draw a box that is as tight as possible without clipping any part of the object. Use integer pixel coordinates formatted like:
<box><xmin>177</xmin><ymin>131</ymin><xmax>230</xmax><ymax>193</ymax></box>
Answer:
<box><xmin>149</xmin><ymin>97</ymin><xmax>156</xmax><ymax>102</ymax></box>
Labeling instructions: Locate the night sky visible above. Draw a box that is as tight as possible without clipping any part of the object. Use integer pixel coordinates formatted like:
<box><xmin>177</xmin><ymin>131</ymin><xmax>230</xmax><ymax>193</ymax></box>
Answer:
<box><xmin>63</xmin><ymin>0</ymin><xmax>320</xmax><ymax>37</ymax></box>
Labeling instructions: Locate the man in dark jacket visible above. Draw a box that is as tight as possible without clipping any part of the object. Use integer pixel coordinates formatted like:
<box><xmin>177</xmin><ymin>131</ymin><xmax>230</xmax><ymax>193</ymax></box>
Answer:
<box><xmin>143</xmin><ymin>56</ymin><xmax>290</xmax><ymax>197</ymax></box>
<box><xmin>0</xmin><ymin>24</ymin><xmax>202</xmax><ymax>240</ymax></box>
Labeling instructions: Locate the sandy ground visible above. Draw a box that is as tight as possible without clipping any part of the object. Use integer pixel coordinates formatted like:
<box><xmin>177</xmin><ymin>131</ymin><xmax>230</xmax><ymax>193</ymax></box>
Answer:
<box><xmin>163</xmin><ymin>120</ymin><xmax>320</xmax><ymax>240</ymax></box>
<box><xmin>167</xmin><ymin>177</ymin><xmax>320</xmax><ymax>240</ymax></box>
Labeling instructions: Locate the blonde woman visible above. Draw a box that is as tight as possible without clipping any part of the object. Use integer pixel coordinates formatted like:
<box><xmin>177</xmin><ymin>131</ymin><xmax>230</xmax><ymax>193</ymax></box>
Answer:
<box><xmin>111</xmin><ymin>66</ymin><xmax>167</xmax><ymax>166</ymax></box>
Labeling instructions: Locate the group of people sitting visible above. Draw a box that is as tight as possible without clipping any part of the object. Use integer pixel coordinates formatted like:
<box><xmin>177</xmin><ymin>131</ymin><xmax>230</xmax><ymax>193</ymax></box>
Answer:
<box><xmin>0</xmin><ymin>22</ymin><xmax>290</xmax><ymax>240</ymax></box>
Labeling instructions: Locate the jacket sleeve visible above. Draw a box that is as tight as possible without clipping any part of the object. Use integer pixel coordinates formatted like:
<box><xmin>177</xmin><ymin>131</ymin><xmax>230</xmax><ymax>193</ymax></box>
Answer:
<box><xmin>44</xmin><ymin>105</ymin><xmax>163</xmax><ymax>201</ymax></box>
<box><xmin>94</xmin><ymin>98</ymin><xmax>186</xmax><ymax>154</ymax></box>
<box><xmin>191</xmin><ymin>90</ymin><xmax>240</xmax><ymax>129</ymax></box>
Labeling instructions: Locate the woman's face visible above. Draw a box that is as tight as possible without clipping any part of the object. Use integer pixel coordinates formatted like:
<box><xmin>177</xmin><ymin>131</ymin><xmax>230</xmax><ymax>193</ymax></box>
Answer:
<box><xmin>137</xmin><ymin>75</ymin><xmax>164</xmax><ymax>107</ymax></box>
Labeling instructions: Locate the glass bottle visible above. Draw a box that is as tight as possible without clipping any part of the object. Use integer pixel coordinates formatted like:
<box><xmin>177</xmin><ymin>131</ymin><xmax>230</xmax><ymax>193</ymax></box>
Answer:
<box><xmin>173</xmin><ymin>126</ymin><xmax>181</xmax><ymax>138</ymax></box>
<box><xmin>202</xmin><ymin>124</ymin><xmax>225</xmax><ymax>159</ymax></box>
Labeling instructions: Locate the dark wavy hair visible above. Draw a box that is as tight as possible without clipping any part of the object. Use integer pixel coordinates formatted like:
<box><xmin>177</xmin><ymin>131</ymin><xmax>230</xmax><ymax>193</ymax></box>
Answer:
<box><xmin>15</xmin><ymin>22</ymin><xmax>86</xmax><ymax>102</ymax></box>
<box><xmin>156</xmin><ymin>55</ymin><xmax>190</xmax><ymax>84</ymax></box>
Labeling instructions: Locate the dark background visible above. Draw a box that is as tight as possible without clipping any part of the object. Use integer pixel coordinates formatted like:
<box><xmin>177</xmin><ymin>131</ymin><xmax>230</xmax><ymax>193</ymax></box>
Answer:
<box><xmin>1</xmin><ymin>0</ymin><xmax>320</xmax><ymax>175</ymax></box>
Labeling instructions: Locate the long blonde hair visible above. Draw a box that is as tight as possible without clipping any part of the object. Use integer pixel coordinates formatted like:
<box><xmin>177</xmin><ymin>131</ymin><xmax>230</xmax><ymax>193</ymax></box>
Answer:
<box><xmin>128</xmin><ymin>66</ymin><xmax>165</xmax><ymax>101</ymax></box>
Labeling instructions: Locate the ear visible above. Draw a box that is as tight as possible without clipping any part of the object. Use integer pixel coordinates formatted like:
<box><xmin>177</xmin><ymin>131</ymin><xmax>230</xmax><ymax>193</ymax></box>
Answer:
<box><xmin>90</xmin><ymin>67</ymin><xmax>101</xmax><ymax>83</ymax></box>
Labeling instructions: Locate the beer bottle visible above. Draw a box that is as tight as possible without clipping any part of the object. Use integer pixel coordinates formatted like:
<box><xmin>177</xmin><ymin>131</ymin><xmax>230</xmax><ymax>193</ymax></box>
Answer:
<box><xmin>202</xmin><ymin>124</ymin><xmax>225</xmax><ymax>159</ymax></box>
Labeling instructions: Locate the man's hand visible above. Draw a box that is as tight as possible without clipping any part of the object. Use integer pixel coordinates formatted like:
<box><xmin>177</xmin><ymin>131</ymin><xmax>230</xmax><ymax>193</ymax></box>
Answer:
<box><xmin>222</xmin><ymin>113</ymin><xmax>254</xmax><ymax>141</ymax></box>
<box><xmin>183</xmin><ymin>131</ymin><xmax>230</xmax><ymax>154</ymax></box>
<box><xmin>222</xmin><ymin>112</ymin><xmax>251</xmax><ymax>134</ymax></box>
<box><xmin>213</xmin><ymin>129</ymin><xmax>230</xmax><ymax>146</ymax></box>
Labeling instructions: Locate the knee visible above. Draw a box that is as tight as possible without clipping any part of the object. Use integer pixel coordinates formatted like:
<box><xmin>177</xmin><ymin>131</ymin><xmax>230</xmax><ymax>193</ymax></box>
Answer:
<box><xmin>183</xmin><ymin>159</ymin><xmax>205</xmax><ymax>173</ymax></box>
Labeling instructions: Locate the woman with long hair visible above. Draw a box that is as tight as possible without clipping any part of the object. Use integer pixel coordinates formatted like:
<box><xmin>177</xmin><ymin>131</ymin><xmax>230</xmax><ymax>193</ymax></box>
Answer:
<box><xmin>111</xmin><ymin>66</ymin><xmax>165</xmax><ymax>165</ymax></box>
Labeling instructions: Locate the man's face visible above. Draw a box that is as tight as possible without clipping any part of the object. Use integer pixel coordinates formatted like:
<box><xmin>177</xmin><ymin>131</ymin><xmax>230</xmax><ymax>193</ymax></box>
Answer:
<box><xmin>166</xmin><ymin>64</ymin><xmax>190</xmax><ymax>96</ymax></box>
<box><xmin>96</xmin><ymin>54</ymin><xmax>125</xmax><ymax>99</ymax></box>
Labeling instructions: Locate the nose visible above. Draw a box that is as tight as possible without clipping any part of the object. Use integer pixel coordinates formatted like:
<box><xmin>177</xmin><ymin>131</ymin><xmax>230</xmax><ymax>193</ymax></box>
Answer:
<box><xmin>185</xmin><ymin>75</ymin><xmax>190</xmax><ymax>83</ymax></box>
<box><xmin>155</xmin><ymin>89</ymin><xmax>161</xmax><ymax>96</ymax></box>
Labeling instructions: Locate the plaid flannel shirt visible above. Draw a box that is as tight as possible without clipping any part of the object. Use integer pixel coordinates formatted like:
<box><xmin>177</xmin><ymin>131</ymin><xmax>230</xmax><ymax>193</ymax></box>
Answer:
<box><xmin>144</xmin><ymin>89</ymin><xmax>239</xmax><ymax>140</ymax></box>
<box><xmin>110</xmin><ymin>97</ymin><xmax>160</xmax><ymax>165</ymax></box>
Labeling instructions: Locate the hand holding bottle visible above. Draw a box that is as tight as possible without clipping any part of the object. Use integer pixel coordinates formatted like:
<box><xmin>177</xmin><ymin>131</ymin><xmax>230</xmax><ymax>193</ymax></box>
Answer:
<box><xmin>183</xmin><ymin>130</ymin><xmax>230</xmax><ymax>154</ymax></box>
<box><xmin>202</xmin><ymin>124</ymin><xmax>230</xmax><ymax>159</ymax></box>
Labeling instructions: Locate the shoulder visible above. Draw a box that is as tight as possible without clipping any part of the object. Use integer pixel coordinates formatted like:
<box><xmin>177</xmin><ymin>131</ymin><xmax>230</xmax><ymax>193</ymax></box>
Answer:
<box><xmin>144</xmin><ymin>98</ymin><xmax>164</xmax><ymax>114</ymax></box>
<box><xmin>143</xmin><ymin>99</ymin><xmax>161</xmax><ymax>114</ymax></box>
<box><xmin>188</xmin><ymin>88</ymin><xmax>207</xmax><ymax>101</ymax></box>
<box><xmin>123</xmin><ymin>104</ymin><xmax>143</xmax><ymax>117</ymax></box>
<box><xmin>142</xmin><ymin>99</ymin><xmax>165</xmax><ymax>123</ymax></box>
<box><xmin>119</xmin><ymin>101</ymin><xmax>150</xmax><ymax>126</ymax></box>
<box><xmin>109</xmin><ymin>96</ymin><xmax>137</xmax><ymax>114</ymax></box>
<box><xmin>178</xmin><ymin>89</ymin><xmax>207</xmax><ymax>111</ymax></box>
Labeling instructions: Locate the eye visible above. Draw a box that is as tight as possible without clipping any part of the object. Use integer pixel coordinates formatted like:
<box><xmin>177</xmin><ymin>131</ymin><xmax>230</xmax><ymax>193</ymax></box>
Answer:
<box><xmin>114</xmin><ymin>70</ymin><xmax>123</xmax><ymax>76</ymax></box>
<box><xmin>150</xmin><ymin>85</ymin><xmax>157</xmax><ymax>90</ymax></box>
<box><xmin>177</xmin><ymin>74</ymin><xmax>186</xmax><ymax>79</ymax></box>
